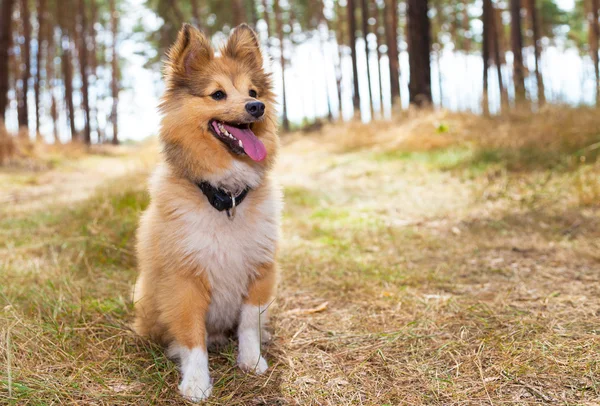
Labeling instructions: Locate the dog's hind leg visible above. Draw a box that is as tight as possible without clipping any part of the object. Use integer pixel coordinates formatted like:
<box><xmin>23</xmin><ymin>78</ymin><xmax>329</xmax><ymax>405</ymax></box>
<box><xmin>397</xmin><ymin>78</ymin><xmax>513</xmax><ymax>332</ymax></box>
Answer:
<box><xmin>237</xmin><ymin>262</ymin><xmax>276</xmax><ymax>374</ymax></box>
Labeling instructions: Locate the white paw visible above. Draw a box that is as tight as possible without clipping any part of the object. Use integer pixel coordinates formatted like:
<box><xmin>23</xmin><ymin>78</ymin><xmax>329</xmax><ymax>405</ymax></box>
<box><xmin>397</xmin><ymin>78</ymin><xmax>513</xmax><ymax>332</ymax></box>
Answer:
<box><xmin>179</xmin><ymin>370</ymin><xmax>212</xmax><ymax>402</ymax></box>
<box><xmin>237</xmin><ymin>353</ymin><xmax>268</xmax><ymax>374</ymax></box>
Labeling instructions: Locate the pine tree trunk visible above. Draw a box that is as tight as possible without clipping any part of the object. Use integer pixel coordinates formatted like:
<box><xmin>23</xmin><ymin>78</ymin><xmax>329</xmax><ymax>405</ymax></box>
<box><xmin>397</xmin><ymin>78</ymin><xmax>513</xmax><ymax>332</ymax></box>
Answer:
<box><xmin>261</xmin><ymin>0</ymin><xmax>270</xmax><ymax>51</ymax></box>
<box><xmin>78</xmin><ymin>0</ymin><xmax>91</xmax><ymax>144</ymax></box>
<box><xmin>110</xmin><ymin>0</ymin><xmax>118</xmax><ymax>144</ymax></box>
<box><xmin>46</xmin><ymin>30</ymin><xmax>59</xmax><ymax>143</ymax></box>
<box><xmin>317</xmin><ymin>0</ymin><xmax>333</xmax><ymax>122</ymax></box>
<box><xmin>407</xmin><ymin>0</ymin><xmax>432</xmax><ymax>107</ymax></box>
<box><xmin>590</xmin><ymin>0</ymin><xmax>600</xmax><ymax>106</ymax></box>
<box><xmin>0</xmin><ymin>0</ymin><xmax>15</xmax><ymax>121</ymax></box>
<box><xmin>482</xmin><ymin>0</ymin><xmax>491</xmax><ymax>116</ymax></box>
<box><xmin>58</xmin><ymin>1</ymin><xmax>76</xmax><ymax>140</ymax></box>
<box><xmin>384</xmin><ymin>0</ymin><xmax>400</xmax><ymax>106</ymax></box>
<box><xmin>434</xmin><ymin>0</ymin><xmax>444</xmax><ymax>108</ymax></box>
<box><xmin>18</xmin><ymin>0</ymin><xmax>31</xmax><ymax>130</ymax></box>
<box><xmin>374</xmin><ymin>1</ymin><xmax>385</xmax><ymax>116</ymax></box>
<box><xmin>273</xmin><ymin>0</ymin><xmax>289</xmax><ymax>131</ymax></box>
<box><xmin>462</xmin><ymin>0</ymin><xmax>471</xmax><ymax>52</ymax></box>
<box><xmin>334</xmin><ymin>0</ymin><xmax>344</xmax><ymax>120</ymax></box>
<box><xmin>232</xmin><ymin>0</ymin><xmax>246</xmax><ymax>26</ymax></box>
<box><xmin>64</xmin><ymin>43</ymin><xmax>76</xmax><ymax>141</ymax></box>
<box><xmin>528</xmin><ymin>0</ymin><xmax>545</xmax><ymax>105</ymax></box>
<box><xmin>494</xmin><ymin>8</ymin><xmax>507</xmax><ymax>65</ymax></box>
<box><xmin>360</xmin><ymin>0</ymin><xmax>374</xmax><ymax>117</ymax></box>
<box><xmin>34</xmin><ymin>0</ymin><xmax>46</xmax><ymax>139</ymax></box>
<box><xmin>510</xmin><ymin>0</ymin><xmax>526</xmax><ymax>104</ymax></box>
<box><xmin>89</xmin><ymin>0</ymin><xmax>99</xmax><ymax>142</ymax></box>
<box><xmin>8</xmin><ymin>20</ymin><xmax>18</xmax><ymax>116</ymax></box>
<box><xmin>431</xmin><ymin>0</ymin><xmax>442</xmax><ymax>109</ymax></box>
<box><xmin>491</xmin><ymin>2</ymin><xmax>508</xmax><ymax>112</ymax></box>
<box><xmin>347</xmin><ymin>0</ymin><xmax>360</xmax><ymax>114</ymax></box>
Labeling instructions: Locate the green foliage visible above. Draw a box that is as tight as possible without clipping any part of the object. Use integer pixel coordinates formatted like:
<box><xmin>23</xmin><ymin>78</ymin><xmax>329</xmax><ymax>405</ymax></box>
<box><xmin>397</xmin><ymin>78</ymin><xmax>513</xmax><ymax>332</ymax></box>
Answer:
<box><xmin>539</xmin><ymin>0</ymin><xmax>569</xmax><ymax>38</ymax></box>
<box><xmin>566</xmin><ymin>0</ymin><xmax>589</xmax><ymax>52</ymax></box>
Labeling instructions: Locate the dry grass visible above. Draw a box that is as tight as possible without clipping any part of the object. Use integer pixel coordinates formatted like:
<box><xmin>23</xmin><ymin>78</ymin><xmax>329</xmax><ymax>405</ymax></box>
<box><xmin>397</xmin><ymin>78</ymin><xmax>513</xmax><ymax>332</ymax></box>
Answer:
<box><xmin>575</xmin><ymin>162</ymin><xmax>600</xmax><ymax>207</ymax></box>
<box><xmin>0</xmin><ymin>124</ymin><xmax>146</xmax><ymax>172</ymax></box>
<box><xmin>0</xmin><ymin>121</ymin><xmax>16</xmax><ymax>165</ymax></box>
<box><xmin>1</xmin><ymin>107</ymin><xmax>600</xmax><ymax>405</ymax></box>
<box><xmin>318</xmin><ymin>105</ymin><xmax>600</xmax><ymax>173</ymax></box>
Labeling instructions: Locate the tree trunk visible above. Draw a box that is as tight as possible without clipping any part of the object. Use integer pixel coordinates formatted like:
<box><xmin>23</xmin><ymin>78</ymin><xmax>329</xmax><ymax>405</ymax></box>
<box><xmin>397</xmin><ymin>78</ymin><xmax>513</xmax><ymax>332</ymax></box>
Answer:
<box><xmin>528</xmin><ymin>0</ymin><xmax>545</xmax><ymax>105</ymax></box>
<box><xmin>273</xmin><ymin>0</ymin><xmax>289</xmax><ymax>131</ymax></box>
<box><xmin>110</xmin><ymin>0</ymin><xmax>119</xmax><ymax>144</ymax></box>
<box><xmin>317</xmin><ymin>0</ymin><xmax>333</xmax><ymax>122</ymax></box>
<box><xmin>494</xmin><ymin>8</ymin><xmax>507</xmax><ymax>65</ymax></box>
<box><xmin>347</xmin><ymin>0</ymin><xmax>360</xmax><ymax>114</ymax></box>
<box><xmin>462</xmin><ymin>0</ymin><xmax>471</xmax><ymax>52</ymax></box>
<box><xmin>384</xmin><ymin>0</ymin><xmax>400</xmax><ymax>106</ymax></box>
<box><xmin>58</xmin><ymin>1</ymin><xmax>76</xmax><ymax>140</ymax></box>
<box><xmin>590</xmin><ymin>0</ymin><xmax>600</xmax><ymax>106</ymax></box>
<box><xmin>491</xmin><ymin>1</ymin><xmax>508</xmax><ymax>112</ymax></box>
<box><xmin>0</xmin><ymin>0</ymin><xmax>15</xmax><ymax>121</ymax></box>
<box><xmin>334</xmin><ymin>0</ymin><xmax>344</xmax><ymax>120</ymax></box>
<box><xmin>407</xmin><ymin>0</ymin><xmax>432</xmax><ymax>107</ymax></box>
<box><xmin>360</xmin><ymin>0</ymin><xmax>374</xmax><ymax>117</ymax></box>
<box><xmin>482</xmin><ymin>0</ymin><xmax>491</xmax><ymax>116</ymax></box>
<box><xmin>261</xmin><ymin>0</ymin><xmax>270</xmax><ymax>51</ymax></box>
<box><xmin>18</xmin><ymin>0</ymin><xmax>31</xmax><ymax>130</ymax></box>
<box><xmin>89</xmin><ymin>0</ymin><xmax>99</xmax><ymax>142</ymax></box>
<box><xmin>374</xmin><ymin>1</ymin><xmax>385</xmax><ymax>116</ymax></box>
<box><xmin>232</xmin><ymin>0</ymin><xmax>246</xmax><ymax>26</ymax></box>
<box><xmin>78</xmin><ymin>0</ymin><xmax>91</xmax><ymax>144</ymax></box>
<box><xmin>34</xmin><ymin>0</ymin><xmax>47</xmax><ymax>139</ymax></box>
<box><xmin>46</xmin><ymin>29</ymin><xmax>59</xmax><ymax>143</ymax></box>
<box><xmin>433</xmin><ymin>0</ymin><xmax>443</xmax><ymax>108</ymax></box>
<box><xmin>510</xmin><ymin>0</ymin><xmax>526</xmax><ymax>104</ymax></box>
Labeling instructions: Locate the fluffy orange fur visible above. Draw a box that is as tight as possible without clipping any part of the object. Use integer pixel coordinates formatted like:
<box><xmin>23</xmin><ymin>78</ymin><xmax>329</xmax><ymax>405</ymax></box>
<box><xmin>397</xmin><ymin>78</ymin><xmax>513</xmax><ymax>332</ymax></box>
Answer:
<box><xmin>158</xmin><ymin>24</ymin><xmax>278</xmax><ymax>183</ymax></box>
<box><xmin>133</xmin><ymin>24</ymin><xmax>280</xmax><ymax>401</ymax></box>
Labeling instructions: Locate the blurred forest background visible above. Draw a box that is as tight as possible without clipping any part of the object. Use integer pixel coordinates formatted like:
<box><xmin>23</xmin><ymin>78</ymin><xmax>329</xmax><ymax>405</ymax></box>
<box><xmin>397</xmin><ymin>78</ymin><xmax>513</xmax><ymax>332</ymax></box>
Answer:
<box><xmin>0</xmin><ymin>0</ymin><xmax>599</xmax><ymax>148</ymax></box>
<box><xmin>2</xmin><ymin>1</ymin><xmax>600</xmax><ymax>404</ymax></box>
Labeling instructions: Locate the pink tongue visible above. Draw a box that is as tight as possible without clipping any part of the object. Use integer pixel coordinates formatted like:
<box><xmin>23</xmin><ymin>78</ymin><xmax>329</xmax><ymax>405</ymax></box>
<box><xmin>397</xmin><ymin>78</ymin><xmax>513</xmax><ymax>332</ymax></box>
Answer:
<box><xmin>223</xmin><ymin>123</ymin><xmax>267</xmax><ymax>162</ymax></box>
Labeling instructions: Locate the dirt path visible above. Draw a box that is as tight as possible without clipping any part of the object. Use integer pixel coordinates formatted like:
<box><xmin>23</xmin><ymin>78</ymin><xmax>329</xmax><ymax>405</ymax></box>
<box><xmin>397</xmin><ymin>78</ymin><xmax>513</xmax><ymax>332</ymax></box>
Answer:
<box><xmin>0</xmin><ymin>145</ymin><xmax>156</xmax><ymax>213</ymax></box>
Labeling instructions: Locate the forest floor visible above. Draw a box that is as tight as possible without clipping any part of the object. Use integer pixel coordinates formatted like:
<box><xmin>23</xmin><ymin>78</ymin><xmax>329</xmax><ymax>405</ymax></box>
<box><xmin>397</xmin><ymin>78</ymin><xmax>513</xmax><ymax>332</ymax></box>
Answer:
<box><xmin>1</xmin><ymin>108</ymin><xmax>600</xmax><ymax>405</ymax></box>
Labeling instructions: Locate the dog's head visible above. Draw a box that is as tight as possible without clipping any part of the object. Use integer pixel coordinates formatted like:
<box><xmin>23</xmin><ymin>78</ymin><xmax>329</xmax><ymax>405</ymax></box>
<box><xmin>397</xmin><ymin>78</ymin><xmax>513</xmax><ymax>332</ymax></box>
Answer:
<box><xmin>159</xmin><ymin>23</ymin><xmax>278</xmax><ymax>189</ymax></box>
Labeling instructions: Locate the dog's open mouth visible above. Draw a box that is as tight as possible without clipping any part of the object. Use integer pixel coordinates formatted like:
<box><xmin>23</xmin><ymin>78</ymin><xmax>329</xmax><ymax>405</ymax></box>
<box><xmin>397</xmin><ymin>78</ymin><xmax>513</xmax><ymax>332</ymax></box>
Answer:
<box><xmin>209</xmin><ymin>120</ymin><xmax>267</xmax><ymax>162</ymax></box>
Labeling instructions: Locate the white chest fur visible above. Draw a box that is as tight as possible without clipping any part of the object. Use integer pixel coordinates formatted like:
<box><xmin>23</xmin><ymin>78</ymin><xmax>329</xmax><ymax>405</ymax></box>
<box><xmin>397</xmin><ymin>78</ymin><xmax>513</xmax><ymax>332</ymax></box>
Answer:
<box><xmin>150</xmin><ymin>164</ymin><xmax>280</xmax><ymax>333</ymax></box>
<box><xmin>188</xmin><ymin>196</ymin><xmax>277</xmax><ymax>332</ymax></box>
<box><xmin>171</xmin><ymin>188</ymin><xmax>279</xmax><ymax>333</ymax></box>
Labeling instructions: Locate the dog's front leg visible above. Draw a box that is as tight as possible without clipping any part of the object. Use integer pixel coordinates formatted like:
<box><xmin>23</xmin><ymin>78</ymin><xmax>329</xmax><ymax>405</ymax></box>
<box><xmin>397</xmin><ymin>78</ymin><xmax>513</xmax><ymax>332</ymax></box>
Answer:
<box><xmin>164</xmin><ymin>273</ymin><xmax>213</xmax><ymax>402</ymax></box>
<box><xmin>237</xmin><ymin>262</ymin><xmax>276</xmax><ymax>374</ymax></box>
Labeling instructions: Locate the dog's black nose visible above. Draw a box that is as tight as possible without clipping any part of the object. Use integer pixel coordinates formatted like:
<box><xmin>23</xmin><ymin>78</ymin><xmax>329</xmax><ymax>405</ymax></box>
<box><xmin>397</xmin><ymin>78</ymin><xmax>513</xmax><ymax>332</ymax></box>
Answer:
<box><xmin>245</xmin><ymin>101</ymin><xmax>265</xmax><ymax>118</ymax></box>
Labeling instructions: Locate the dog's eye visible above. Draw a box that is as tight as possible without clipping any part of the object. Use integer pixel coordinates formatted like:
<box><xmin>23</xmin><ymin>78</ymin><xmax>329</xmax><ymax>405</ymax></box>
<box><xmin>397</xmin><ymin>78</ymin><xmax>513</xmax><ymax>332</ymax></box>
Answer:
<box><xmin>249</xmin><ymin>90</ymin><xmax>258</xmax><ymax>98</ymax></box>
<box><xmin>211</xmin><ymin>91</ymin><xmax>226</xmax><ymax>101</ymax></box>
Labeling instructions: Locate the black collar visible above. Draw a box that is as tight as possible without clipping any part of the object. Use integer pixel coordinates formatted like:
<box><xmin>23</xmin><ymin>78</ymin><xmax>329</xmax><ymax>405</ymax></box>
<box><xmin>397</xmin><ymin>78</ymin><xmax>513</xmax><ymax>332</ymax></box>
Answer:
<box><xmin>197</xmin><ymin>182</ymin><xmax>250</xmax><ymax>217</ymax></box>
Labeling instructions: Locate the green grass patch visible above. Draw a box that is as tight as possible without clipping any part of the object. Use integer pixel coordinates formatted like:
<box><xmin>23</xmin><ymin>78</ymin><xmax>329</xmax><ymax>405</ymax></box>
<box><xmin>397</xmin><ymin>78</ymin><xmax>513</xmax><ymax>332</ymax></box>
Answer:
<box><xmin>283</xmin><ymin>185</ymin><xmax>321</xmax><ymax>209</ymax></box>
<box><xmin>372</xmin><ymin>146</ymin><xmax>474</xmax><ymax>171</ymax></box>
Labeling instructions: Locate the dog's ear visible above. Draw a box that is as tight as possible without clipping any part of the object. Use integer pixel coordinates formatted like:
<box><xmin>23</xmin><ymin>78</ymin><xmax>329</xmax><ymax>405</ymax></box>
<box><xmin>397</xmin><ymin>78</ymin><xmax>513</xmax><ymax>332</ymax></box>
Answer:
<box><xmin>165</xmin><ymin>24</ymin><xmax>213</xmax><ymax>82</ymax></box>
<box><xmin>223</xmin><ymin>24</ymin><xmax>263</xmax><ymax>69</ymax></box>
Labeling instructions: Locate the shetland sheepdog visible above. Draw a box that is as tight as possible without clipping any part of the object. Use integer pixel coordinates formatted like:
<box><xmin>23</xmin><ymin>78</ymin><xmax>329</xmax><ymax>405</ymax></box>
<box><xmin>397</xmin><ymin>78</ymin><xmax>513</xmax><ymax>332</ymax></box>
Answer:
<box><xmin>133</xmin><ymin>23</ymin><xmax>280</xmax><ymax>402</ymax></box>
